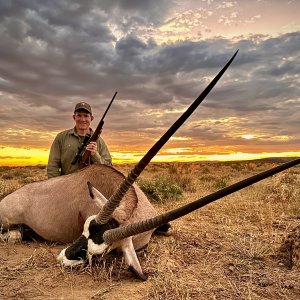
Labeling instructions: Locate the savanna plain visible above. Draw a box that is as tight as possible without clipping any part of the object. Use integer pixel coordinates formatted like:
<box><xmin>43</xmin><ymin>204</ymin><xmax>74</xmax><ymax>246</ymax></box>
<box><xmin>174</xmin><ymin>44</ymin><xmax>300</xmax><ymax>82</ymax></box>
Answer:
<box><xmin>0</xmin><ymin>160</ymin><xmax>299</xmax><ymax>300</ymax></box>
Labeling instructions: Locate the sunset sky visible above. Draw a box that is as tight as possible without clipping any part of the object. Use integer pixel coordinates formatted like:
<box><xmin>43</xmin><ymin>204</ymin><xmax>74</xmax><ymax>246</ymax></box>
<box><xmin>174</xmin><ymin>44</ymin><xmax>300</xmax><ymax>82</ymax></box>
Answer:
<box><xmin>0</xmin><ymin>0</ymin><xmax>299</xmax><ymax>166</ymax></box>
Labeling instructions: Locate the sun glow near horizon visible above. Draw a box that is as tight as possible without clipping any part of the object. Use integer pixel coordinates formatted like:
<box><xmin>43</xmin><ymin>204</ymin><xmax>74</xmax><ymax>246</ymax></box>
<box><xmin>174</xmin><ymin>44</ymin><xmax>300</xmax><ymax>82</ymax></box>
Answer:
<box><xmin>0</xmin><ymin>146</ymin><xmax>49</xmax><ymax>166</ymax></box>
<box><xmin>1</xmin><ymin>146</ymin><xmax>299</xmax><ymax>167</ymax></box>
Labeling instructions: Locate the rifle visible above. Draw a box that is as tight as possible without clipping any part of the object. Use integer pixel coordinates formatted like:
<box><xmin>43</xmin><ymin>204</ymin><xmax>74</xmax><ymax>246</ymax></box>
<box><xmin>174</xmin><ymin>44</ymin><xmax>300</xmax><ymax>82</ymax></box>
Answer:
<box><xmin>71</xmin><ymin>91</ymin><xmax>117</xmax><ymax>168</ymax></box>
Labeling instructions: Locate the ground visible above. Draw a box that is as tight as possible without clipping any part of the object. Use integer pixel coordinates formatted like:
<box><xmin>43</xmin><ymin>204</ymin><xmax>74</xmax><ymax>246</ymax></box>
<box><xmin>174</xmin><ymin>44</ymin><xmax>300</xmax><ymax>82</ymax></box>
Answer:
<box><xmin>0</xmin><ymin>161</ymin><xmax>300</xmax><ymax>299</ymax></box>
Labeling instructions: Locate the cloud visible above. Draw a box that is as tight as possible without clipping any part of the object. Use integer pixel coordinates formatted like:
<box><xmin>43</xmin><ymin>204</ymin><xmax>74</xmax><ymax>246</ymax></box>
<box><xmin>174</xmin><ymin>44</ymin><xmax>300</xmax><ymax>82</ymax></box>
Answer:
<box><xmin>216</xmin><ymin>1</ymin><xmax>237</xmax><ymax>9</ymax></box>
<box><xmin>218</xmin><ymin>11</ymin><xmax>238</xmax><ymax>25</ymax></box>
<box><xmin>0</xmin><ymin>1</ymin><xmax>299</xmax><ymax>158</ymax></box>
<box><xmin>96</xmin><ymin>0</ymin><xmax>173</xmax><ymax>34</ymax></box>
<box><xmin>245</xmin><ymin>14</ymin><xmax>261</xmax><ymax>24</ymax></box>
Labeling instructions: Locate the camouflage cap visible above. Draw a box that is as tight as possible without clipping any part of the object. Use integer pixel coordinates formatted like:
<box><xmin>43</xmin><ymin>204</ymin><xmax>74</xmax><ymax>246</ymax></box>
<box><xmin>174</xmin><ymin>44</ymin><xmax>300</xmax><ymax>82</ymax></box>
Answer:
<box><xmin>74</xmin><ymin>102</ymin><xmax>92</xmax><ymax>114</ymax></box>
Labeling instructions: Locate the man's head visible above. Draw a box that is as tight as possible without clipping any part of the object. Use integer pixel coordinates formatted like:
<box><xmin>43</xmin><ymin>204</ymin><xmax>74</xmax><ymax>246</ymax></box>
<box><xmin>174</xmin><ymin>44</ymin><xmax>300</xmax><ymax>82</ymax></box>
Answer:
<box><xmin>73</xmin><ymin>102</ymin><xmax>94</xmax><ymax>133</ymax></box>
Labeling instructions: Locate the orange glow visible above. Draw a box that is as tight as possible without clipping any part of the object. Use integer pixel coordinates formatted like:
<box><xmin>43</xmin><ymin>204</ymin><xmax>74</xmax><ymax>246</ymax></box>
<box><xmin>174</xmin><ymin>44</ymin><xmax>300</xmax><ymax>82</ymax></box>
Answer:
<box><xmin>111</xmin><ymin>151</ymin><xmax>300</xmax><ymax>164</ymax></box>
<box><xmin>0</xmin><ymin>147</ymin><xmax>49</xmax><ymax>166</ymax></box>
<box><xmin>2</xmin><ymin>146</ymin><xmax>299</xmax><ymax>166</ymax></box>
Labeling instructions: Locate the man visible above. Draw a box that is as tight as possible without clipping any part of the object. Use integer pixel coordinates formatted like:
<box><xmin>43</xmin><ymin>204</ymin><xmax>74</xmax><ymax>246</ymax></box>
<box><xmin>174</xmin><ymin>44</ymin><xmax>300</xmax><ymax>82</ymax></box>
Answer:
<box><xmin>47</xmin><ymin>102</ymin><xmax>112</xmax><ymax>178</ymax></box>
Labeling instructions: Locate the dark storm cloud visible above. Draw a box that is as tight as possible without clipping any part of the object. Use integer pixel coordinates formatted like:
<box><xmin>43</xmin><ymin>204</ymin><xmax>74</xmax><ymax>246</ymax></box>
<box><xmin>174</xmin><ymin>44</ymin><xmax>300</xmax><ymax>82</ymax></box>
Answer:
<box><xmin>96</xmin><ymin>0</ymin><xmax>171</xmax><ymax>24</ymax></box>
<box><xmin>199</xmin><ymin>33</ymin><xmax>300</xmax><ymax>114</ymax></box>
<box><xmin>0</xmin><ymin>1</ymin><xmax>114</xmax><ymax>101</ymax></box>
<box><xmin>109</xmin><ymin>32</ymin><xmax>299</xmax><ymax>115</ymax></box>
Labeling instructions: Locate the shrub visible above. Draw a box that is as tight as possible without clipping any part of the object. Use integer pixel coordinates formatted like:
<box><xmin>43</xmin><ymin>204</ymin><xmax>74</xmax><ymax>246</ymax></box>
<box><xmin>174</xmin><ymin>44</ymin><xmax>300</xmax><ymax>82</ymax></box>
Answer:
<box><xmin>170</xmin><ymin>173</ymin><xmax>196</xmax><ymax>192</ymax></box>
<box><xmin>231</xmin><ymin>163</ymin><xmax>243</xmax><ymax>171</ymax></box>
<box><xmin>1</xmin><ymin>173</ymin><xmax>14</xmax><ymax>180</ymax></box>
<box><xmin>201</xmin><ymin>166</ymin><xmax>210</xmax><ymax>174</ymax></box>
<box><xmin>168</xmin><ymin>165</ymin><xmax>178</xmax><ymax>175</ymax></box>
<box><xmin>213</xmin><ymin>177</ymin><xmax>228</xmax><ymax>189</ymax></box>
<box><xmin>199</xmin><ymin>174</ymin><xmax>216</xmax><ymax>182</ymax></box>
<box><xmin>36</xmin><ymin>164</ymin><xmax>46</xmax><ymax>170</ymax></box>
<box><xmin>138</xmin><ymin>175</ymin><xmax>183</xmax><ymax>203</ymax></box>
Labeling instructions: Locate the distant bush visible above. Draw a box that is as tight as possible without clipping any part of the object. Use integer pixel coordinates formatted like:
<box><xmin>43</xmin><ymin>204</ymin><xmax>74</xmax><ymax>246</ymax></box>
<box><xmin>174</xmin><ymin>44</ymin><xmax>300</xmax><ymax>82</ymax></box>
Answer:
<box><xmin>36</xmin><ymin>164</ymin><xmax>46</xmax><ymax>169</ymax></box>
<box><xmin>213</xmin><ymin>177</ymin><xmax>228</xmax><ymax>189</ymax></box>
<box><xmin>199</xmin><ymin>174</ymin><xmax>216</xmax><ymax>182</ymax></box>
<box><xmin>168</xmin><ymin>165</ymin><xmax>178</xmax><ymax>175</ymax></box>
<box><xmin>1</xmin><ymin>173</ymin><xmax>14</xmax><ymax>180</ymax></box>
<box><xmin>138</xmin><ymin>175</ymin><xmax>183</xmax><ymax>203</ymax></box>
<box><xmin>170</xmin><ymin>173</ymin><xmax>196</xmax><ymax>192</ymax></box>
<box><xmin>201</xmin><ymin>166</ymin><xmax>210</xmax><ymax>174</ymax></box>
<box><xmin>230</xmin><ymin>163</ymin><xmax>243</xmax><ymax>171</ymax></box>
<box><xmin>166</xmin><ymin>165</ymin><xmax>196</xmax><ymax>192</ymax></box>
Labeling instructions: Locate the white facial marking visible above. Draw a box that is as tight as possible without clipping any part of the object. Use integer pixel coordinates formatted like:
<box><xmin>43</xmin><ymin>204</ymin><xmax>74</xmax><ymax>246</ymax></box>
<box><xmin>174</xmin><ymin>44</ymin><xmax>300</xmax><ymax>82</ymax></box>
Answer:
<box><xmin>57</xmin><ymin>248</ymin><xmax>85</xmax><ymax>267</ymax></box>
<box><xmin>82</xmin><ymin>215</ymin><xmax>96</xmax><ymax>238</ymax></box>
<box><xmin>87</xmin><ymin>239</ymin><xmax>109</xmax><ymax>257</ymax></box>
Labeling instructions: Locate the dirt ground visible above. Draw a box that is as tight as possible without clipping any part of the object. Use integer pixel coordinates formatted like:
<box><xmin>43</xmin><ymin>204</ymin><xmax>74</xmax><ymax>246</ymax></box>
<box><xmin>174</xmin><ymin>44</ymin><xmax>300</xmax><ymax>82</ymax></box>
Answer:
<box><xmin>0</xmin><ymin>161</ymin><xmax>300</xmax><ymax>299</ymax></box>
<box><xmin>0</xmin><ymin>241</ymin><xmax>154</xmax><ymax>299</ymax></box>
<box><xmin>1</xmin><ymin>216</ymin><xmax>299</xmax><ymax>300</ymax></box>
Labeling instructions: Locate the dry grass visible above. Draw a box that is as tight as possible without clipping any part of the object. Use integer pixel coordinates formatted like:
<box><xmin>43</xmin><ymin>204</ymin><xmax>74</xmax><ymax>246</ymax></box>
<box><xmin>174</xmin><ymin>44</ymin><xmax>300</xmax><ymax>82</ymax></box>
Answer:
<box><xmin>0</xmin><ymin>165</ymin><xmax>47</xmax><ymax>199</ymax></box>
<box><xmin>0</xmin><ymin>160</ymin><xmax>300</xmax><ymax>299</ymax></box>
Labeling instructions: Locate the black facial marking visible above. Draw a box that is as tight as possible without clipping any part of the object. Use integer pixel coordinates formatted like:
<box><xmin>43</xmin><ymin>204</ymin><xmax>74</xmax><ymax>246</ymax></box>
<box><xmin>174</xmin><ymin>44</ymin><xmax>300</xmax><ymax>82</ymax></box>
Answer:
<box><xmin>63</xmin><ymin>218</ymin><xmax>119</xmax><ymax>261</ymax></box>
<box><xmin>88</xmin><ymin>218</ymin><xmax>119</xmax><ymax>245</ymax></box>
<box><xmin>65</xmin><ymin>235</ymin><xmax>88</xmax><ymax>260</ymax></box>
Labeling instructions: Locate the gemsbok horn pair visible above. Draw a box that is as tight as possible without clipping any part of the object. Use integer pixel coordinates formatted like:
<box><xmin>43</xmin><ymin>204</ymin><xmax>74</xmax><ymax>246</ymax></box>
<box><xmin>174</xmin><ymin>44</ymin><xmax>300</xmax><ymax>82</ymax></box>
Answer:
<box><xmin>1</xmin><ymin>50</ymin><xmax>298</xmax><ymax>279</ymax></box>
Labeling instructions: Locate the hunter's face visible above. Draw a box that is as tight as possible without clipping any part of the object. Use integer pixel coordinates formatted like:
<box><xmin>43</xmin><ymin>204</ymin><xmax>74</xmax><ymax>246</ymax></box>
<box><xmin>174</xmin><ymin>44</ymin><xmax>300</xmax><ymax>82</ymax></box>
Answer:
<box><xmin>73</xmin><ymin>110</ymin><xmax>93</xmax><ymax>132</ymax></box>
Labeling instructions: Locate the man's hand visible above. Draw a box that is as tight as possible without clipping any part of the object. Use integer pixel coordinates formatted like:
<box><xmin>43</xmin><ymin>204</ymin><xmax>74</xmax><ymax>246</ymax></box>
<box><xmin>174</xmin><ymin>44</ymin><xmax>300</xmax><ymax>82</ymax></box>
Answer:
<box><xmin>86</xmin><ymin>141</ymin><xmax>98</xmax><ymax>156</ymax></box>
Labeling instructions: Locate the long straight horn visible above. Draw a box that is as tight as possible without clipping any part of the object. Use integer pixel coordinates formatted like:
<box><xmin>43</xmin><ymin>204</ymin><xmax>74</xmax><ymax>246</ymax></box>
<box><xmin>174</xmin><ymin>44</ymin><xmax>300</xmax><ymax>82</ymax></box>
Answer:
<box><xmin>103</xmin><ymin>158</ymin><xmax>300</xmax><ymax>243</ymax></box>
<box><xmin>95</xmin><ymin>50</ymin><xmax>239</xmax><ymax>224</ymax></box>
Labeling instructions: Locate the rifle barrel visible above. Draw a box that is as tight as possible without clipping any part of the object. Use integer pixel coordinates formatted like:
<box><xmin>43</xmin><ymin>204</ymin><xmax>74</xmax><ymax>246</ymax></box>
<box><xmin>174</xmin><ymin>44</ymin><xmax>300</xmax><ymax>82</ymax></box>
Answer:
<box><xmin>101</xmin><ymin>92</ymin><xmax>117</xmax><ymax>122</ymax></box>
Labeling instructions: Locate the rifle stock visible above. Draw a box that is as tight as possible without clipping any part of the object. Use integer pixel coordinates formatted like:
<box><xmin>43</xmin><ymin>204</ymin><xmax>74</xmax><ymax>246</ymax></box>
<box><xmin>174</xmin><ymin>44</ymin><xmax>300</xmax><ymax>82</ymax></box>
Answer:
<box><xmin>74</xmin><ymin>92</ymin><xmax>117</xmax><ymax>169</ymax></box>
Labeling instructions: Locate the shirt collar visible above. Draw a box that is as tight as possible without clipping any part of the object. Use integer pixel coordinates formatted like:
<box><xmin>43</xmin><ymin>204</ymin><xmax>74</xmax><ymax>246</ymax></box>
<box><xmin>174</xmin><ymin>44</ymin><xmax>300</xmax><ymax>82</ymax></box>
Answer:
<box><xmin>70</xmin><ymin>127</ymin><xmax>93</xmax><ymax>137</ymax></box>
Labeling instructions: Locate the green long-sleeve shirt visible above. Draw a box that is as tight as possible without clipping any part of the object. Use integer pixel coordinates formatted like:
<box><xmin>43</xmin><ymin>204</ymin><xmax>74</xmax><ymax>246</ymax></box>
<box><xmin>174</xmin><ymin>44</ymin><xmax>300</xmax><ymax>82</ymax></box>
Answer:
<box><xmin>47</xmin><ymin>128</ymin><xmax>112</xmax><ymax>178</ymax></box>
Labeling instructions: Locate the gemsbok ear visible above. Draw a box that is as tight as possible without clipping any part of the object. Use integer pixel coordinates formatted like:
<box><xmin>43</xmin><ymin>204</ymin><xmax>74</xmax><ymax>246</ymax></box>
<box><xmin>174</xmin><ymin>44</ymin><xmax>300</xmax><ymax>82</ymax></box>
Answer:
<box><xmin>87</xmin><ymin>181</ymin><xmax>108</xmax><ymax>208</ymax></box>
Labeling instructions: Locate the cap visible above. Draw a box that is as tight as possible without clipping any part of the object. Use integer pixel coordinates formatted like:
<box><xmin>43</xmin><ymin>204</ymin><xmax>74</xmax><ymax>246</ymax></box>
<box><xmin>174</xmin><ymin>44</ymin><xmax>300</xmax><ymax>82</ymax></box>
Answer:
<box><xmin>74</xmin><ymin>102</ymin><xmax>92</xmax><ymax>114</ymax></box>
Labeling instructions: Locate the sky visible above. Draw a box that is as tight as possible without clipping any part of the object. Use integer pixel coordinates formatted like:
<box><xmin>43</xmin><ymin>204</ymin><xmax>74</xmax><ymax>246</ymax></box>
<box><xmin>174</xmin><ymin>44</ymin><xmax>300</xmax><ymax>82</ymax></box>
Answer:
<box><xmin>0</xmin><ymin>0</ymin><xmax>299</xmax><ymax>166</ymax></box>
